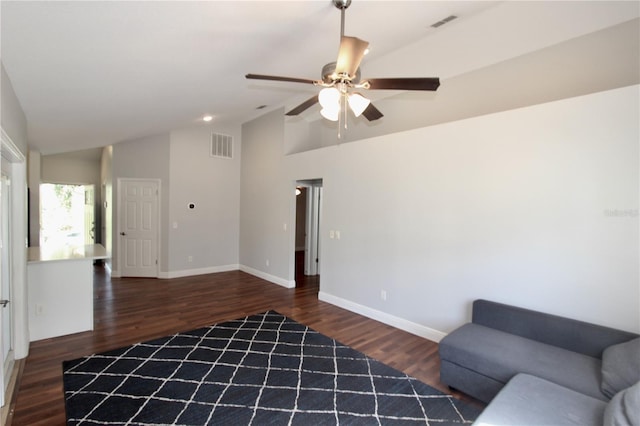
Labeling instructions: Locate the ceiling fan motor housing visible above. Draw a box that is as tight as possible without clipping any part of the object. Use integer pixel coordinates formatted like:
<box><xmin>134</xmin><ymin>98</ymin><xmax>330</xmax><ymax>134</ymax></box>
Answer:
<box><xmin>322</xmin><ymin>62</ymin><xmax>361</xmax><ymax>85</ymax></box>
<box><xmin>333</xmin><ymin>0</ymin><xmax>352</xmax><ymax>10</ymax></box>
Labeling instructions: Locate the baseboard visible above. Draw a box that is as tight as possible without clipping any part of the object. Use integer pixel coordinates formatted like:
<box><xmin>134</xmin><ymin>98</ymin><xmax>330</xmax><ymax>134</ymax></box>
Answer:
<box><xmin>239</xmin><ymin>265</ymin><xmax>295</xmax><ymax>289</ymax></box>
<box><xmin>1</xmin><ymin>358</ymin><xmax>24</xmax><ymax>426</ymax></box>
<box><xmin>318</xmin><ymin>291</ymin><xmax>447</xmax><ymax>343</ymax></box>
<box><xmin>159</xmin><ymin>264</ymin><xmax>240</xmax><ymax>279</ymax></box>
<box><xmin>103</xmin><ymin>261</ymin><xmax>113</xmax><ymax>276</ymax></box>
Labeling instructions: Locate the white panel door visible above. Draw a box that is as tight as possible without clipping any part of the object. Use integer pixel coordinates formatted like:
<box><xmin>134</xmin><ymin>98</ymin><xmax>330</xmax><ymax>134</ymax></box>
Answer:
<box><xmin>119</xmin><ymin>179</ymin><xmax>159</xmax><ymax>277</ymax></box>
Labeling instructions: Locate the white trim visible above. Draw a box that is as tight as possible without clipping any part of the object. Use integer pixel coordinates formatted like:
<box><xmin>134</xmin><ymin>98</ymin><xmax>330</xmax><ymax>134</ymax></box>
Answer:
<box><xmin>0</xmin><ymin>129</ymin><xmax>25</xmax><ymax>163</ymax></box>
<box><xmin>318</xmin><ymin>291</ymin><xmax>447</xmax><ymax>343</ymax></box>
<box><xmin>104</xmin><ymin>261</ymin><xmax>113</xmax><ymax>276</ymax></box>
<box><xmin>239</xmin><ymin>265</ymin><xmax>295</xmax><ymax>289</ymax></box>
<box><xmin>159</xmin><ymin>264</ymin><xmax>239</xmax><ymax>279</ymax></box>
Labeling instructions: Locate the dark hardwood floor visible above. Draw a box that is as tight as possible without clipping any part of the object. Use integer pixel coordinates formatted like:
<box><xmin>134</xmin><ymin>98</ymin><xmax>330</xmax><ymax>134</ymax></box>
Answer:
<box><xmin>11</xmin><ymin>261</ymin><xmax>482</xmax><ymax>425</ymax></box>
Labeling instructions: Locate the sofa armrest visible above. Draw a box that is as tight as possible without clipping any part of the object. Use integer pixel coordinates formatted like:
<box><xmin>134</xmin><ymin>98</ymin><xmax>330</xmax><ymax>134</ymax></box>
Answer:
<box><xmin>472</xmin><ymin>300</ymin><xmax>638</xmax><ymax>358</ymax></box>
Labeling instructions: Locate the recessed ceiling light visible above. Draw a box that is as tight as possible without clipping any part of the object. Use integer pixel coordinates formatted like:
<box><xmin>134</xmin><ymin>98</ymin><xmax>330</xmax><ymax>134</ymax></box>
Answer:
<box><xmin>203</xmin><ymin>115</ymin><xmax>213</xmax><ymax>122</ymax></box>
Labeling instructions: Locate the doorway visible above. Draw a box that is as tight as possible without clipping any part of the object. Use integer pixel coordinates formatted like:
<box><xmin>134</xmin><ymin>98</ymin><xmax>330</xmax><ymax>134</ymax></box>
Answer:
<box><xmin>39</xmin><ymin>183</ymin><xmax>95</xmax><ymax>247</ymax></box>
<box><xmin>295</xmin><ymin>179</ymin><xmax>323</xmax><ymax>287</ymax></box>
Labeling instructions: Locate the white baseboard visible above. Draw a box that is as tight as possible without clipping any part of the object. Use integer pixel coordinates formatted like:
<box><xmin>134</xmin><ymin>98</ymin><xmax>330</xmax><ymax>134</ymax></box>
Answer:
<box><xmin>104</xmin><ymin>262</ymin><xmax>116</xmax><ymax>277</ymax></box>
<box><xmin>239</xmin><ymin>265</ymin><xmax>295</xmax><ymax>289</ymax></box>
<box><xmin>318</xmin><ymin>291</ymin><xmax>447</xmax><ymax>343</ymax></box>
<box><xmin>159</xmin><ymin>264</ymin><xmax>239</xmax><ymax>279</ymax></box>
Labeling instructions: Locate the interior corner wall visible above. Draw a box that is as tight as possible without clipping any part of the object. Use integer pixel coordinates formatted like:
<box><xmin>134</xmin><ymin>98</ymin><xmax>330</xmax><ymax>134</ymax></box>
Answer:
<box><xmin>240</xmin><ymin>108</ymin><xmax>294</xmax><ymax>286</ymax></box>
<box><xmin>240</xmin><ymin>85</ymin><xmax>639</xmax><ymax>336</ymax></box>
<box><xmin>111</xmin><ymin>134</ymin><xmax>170</xmax><ymax>275</ymax></box>
<box><xmin>101</xmin><ymin>146</ymin><xmax>113</xmax><ymax>270</ymax></box>
<box><xmin>167</xmin><ymin>124</ymin><xmax>241</xmax><ymax>276</ymax></box>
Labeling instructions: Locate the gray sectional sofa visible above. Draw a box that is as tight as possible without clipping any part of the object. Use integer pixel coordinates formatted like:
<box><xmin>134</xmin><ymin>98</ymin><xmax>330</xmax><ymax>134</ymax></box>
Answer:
<box><xmin>439</xmin><ymin>299</ymin><xmax>640</xmax><ymax>425</ymax></box>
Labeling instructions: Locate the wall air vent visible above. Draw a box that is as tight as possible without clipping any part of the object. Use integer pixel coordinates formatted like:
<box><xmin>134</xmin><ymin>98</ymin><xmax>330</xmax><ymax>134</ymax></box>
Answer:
<box><xmin>431</xmin><ymin>15</ymin><xmax>458</xmax><ymax>28</ymax></box>
<box><xmin>210</xmin><ymin>132</ymin><xmax>233</xmax><ymax>159</ymax></box>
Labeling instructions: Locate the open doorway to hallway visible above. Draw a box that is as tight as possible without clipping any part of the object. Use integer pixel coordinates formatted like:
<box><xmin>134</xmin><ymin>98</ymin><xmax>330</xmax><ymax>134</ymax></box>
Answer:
<box><xmin>40</xmin><ymin>183</ymin><xmax>95</xmax><ymax>247</ymax></box>
<box><xmin>295</xmin><ymin>179</ymin><xmax>322</xmax><ymax>288</ymax></box>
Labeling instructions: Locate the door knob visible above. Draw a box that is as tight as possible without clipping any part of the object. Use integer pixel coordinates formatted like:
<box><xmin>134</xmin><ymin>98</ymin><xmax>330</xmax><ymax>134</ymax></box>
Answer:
<box><xmin>120</xmin><ymin>232</ymin><xmax>126</xmax><ymax>236</ymax></box>
<box><xmin>0</xmin><ymin>300</ymin><xmax>9</xmax><ymax>308</ymax></box>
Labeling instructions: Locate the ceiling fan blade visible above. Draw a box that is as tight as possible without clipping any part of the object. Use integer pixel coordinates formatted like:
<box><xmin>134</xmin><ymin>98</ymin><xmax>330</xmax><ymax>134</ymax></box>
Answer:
<box><xmin>286</xmin><ymin>96</ymin><xmax>319</xmax><ymax>116</ymax></box>
<box><xmin>245</xmin><ymin>74</ymin><xmax>316</xmax><ymax>85</ymax></box>
<box><xmin>335</xmin><ymin>36</ymin><xmax>369</xmax><ymax>78</ymax></box>
<box><xmin>365</xmin><ymin>77</ymin><xmax>440</xmax><ymax>91</ymax></box>
<box><xmin>361</xmin><ymin>103</ymin><xmax>384</xmax><ymax>121</ymax></box>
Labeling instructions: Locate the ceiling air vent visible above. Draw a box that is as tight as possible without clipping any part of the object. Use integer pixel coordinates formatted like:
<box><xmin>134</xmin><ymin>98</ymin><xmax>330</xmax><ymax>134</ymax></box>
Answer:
<box><xmin>210</xmin><ymin>132</ymin><xmax>233</xmax><ymax>159</ymax></box>
<box><xmin>431</xmin><ymin>15</ymin><xmax>457</xmax><ymax>29</ymax></box>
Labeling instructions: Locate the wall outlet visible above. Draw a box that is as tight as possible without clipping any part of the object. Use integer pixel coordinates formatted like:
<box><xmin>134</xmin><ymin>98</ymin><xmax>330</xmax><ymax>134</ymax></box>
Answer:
<box><xmin>36</xmin><ymin>304</ymin><xmax>44</xmax><ymax>316</ymax></box>
<box><xmin>380</xmin><ymin>290</ymin><xmax>387</xmax><ymax>301</ymax></box>
<box><xmin>266</xmin><ymin>259</ymin><xmax>270</xmax><ymax>267</ymax></box>
<box><xmin>188</xmin><ymin>256</ymin><xmax>193</xmax><ymax>263</ymax></box>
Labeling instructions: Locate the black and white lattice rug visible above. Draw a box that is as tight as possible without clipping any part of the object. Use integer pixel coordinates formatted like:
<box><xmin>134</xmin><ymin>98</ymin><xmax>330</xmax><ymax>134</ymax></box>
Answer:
<box><xmin>63</xmin><ymin>311</ymin><xmax>480</xmax><ymax>425</ymax></box>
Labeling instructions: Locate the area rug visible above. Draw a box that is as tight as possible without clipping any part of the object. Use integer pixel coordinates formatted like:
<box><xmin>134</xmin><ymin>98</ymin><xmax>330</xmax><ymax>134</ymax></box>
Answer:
<box><xmin>63</xmin><ymin>311</ymin><xmax>481</xmax><ymax>425</ymax></box>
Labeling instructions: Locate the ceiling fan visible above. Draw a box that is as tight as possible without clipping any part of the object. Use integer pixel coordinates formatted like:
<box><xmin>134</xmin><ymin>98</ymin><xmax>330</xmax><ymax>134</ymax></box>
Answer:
<box><xmin>246</xmin><ymin>0</ymin><xmax>440</xmax><ymax>125</ymax></box>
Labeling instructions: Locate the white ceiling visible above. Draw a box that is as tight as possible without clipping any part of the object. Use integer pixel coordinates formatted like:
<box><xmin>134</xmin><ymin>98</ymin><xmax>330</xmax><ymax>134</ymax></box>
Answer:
<box><xmin>1</xmin><ymin>1</ymin><xmax>638</xmax><ymax>155</ymax></box>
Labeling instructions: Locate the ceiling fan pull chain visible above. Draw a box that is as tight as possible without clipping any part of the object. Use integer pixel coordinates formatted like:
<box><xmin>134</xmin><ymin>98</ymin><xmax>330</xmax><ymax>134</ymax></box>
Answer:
<box><xmin>343</xmin><ymin>94</ymin><xmax>348</xmax><ymax>130</ymax></box>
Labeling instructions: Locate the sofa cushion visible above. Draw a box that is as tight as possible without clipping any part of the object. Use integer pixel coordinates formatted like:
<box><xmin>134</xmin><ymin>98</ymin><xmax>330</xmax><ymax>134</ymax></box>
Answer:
<box><xmin>472</xmin><ymin>300</ymin><xmax>639</xmax><ymax>358</ymax></box>
<box><xmin>439</xmin><ymin>323</ymin><xmax>606</xmax><ymax>400</ymax></box>
<box><xmin>472</xmin><ymin>373</ymin><xmax>607</xmax><ymax>426</ymax></box>
<box><xmin>603</xmin><ymin>381</ymin><xmax>640</xmax><ymax>426</ymax></box>
<box><xmin>601</xmin><ymin>337</ymin><xmax>640</xmax><ymax>399</ymax></box>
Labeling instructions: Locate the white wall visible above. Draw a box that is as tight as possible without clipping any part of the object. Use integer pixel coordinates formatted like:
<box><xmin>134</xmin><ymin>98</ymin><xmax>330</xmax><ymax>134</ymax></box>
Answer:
<box><xmin>166</xmin><ymin>124</ymin><xmax>241</xmax><ymax>277</ymax></box>
<box><xmin>240</xmin><ymin>85</ymin><xmax>640</xmax><ymax>337</ymax></box>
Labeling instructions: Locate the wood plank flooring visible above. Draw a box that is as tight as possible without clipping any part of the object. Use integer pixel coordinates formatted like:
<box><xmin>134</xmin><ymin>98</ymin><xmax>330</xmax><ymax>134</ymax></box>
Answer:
<box><xmin>11</xmin><ymin>264</ymin><xmax>482</xmax><ymax>425</ymax></box>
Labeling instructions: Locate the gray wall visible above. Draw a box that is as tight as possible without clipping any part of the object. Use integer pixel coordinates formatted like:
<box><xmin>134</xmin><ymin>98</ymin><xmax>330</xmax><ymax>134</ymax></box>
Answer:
<box><xmin>1</xmin><ymin>64</ymin><xmax>27</xmax><ymax>154</ymax></box>
<box><xmin>240</xmin><ymin>85</ymin><xmax>639</xmax><ymax>337</ymax></box>
<box><xmin>240</xmin><ymin>109</ymin><xmax>293</xmax><ymax>287</ymax></box>
<box><xmin>112</xmin><ymin>133</ymin><xmax>171</xmax><ymax>275</ymax></box>
<box><xmin>110</xmin><ymin>122</ymin><xmax>241</xmax><ymax>277</ymax></box>
<box><xmin>167</xmin><ymin>124</ymin><xmax>241</xmax><ymax>275</ymax></box>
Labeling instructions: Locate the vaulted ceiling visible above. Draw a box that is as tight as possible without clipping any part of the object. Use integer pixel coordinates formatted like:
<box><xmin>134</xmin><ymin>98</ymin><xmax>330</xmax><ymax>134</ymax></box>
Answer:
<box><xmin>1</xmin><ymin>1</ymin><xmax>638</xmax><ymax>155</ymax></box>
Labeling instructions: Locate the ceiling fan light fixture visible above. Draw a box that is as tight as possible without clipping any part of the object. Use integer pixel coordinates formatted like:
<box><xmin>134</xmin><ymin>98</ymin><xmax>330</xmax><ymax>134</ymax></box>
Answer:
<box><xmin>318</xmin><ymin>87</ymin><xmax>341</xmax><ymax>108</ymax></box>
<box><xmin>320</xmin><ymin>106</ymin><xmax>340</xmax><ymax>122</ymax></box>
<box><xmin>348</xmin><ymin>92</ymin><xmax>370</xmax><ymax>117</ymax></box>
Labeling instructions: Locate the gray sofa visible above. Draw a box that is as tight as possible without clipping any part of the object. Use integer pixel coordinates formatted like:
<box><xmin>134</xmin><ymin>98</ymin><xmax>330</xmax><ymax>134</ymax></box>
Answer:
<box><xmin>439</xmin><ymin>299</ymin><xmax>639</xmax><ymax>425</ymax></box>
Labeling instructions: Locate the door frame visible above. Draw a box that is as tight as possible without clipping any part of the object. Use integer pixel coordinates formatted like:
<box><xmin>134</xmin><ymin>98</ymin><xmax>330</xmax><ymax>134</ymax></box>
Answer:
<box><xmin>293</xmin><ymin>179</ymin><xmax>323</xmax><ymax>286</ymax></box>
<box><xmin>0</xmin><ymin>168</ymin><xmax>13</xmax><ymax>408</ymax></box>
<box><xmin>116</xmin><ymin>178</ymin><xmax>160</xmax><ymax>278</ymax></box>
<box><xmin>0</xmin><ymin>128</ymin><xmax>26</xmax><ymax>410</ymax></box>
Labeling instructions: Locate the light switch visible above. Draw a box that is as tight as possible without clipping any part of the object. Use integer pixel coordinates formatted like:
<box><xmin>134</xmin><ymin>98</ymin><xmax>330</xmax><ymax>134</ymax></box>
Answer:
<box><xmin>335</xmin><ymin>231</ymin><xmax>341</xmax><ymax>240</ymax></box>
<box><xmin>329</xmin><ymin>230</ymin><xmax>335</xmax><ymax>239</ymax></box>
<box><xmin>173</xmin><ymin>222</ymin><xmax>178</xmax><ymax>229</ymax></box>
